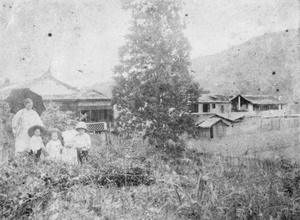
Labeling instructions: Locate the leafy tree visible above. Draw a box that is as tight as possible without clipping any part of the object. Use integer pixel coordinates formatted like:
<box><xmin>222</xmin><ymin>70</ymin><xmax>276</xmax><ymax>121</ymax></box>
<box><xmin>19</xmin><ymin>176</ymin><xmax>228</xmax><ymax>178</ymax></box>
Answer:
<box><xmin>112</xmin><ymin>0</ymin><xmax>200</xmax><ymax>146</ymax></box>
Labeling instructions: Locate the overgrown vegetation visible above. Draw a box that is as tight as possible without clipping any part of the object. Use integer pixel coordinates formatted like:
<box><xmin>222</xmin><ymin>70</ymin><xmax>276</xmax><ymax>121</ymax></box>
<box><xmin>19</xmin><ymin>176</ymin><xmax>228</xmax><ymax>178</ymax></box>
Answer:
<box><xmin>1</xmin><ymin>134</ymin><xmax>300</xmax><ymax>220</ymax></box>
<box><xmin>41</xmin><ymin>102</ymin><xmax>75</xmax><ymax>131</ymax></box>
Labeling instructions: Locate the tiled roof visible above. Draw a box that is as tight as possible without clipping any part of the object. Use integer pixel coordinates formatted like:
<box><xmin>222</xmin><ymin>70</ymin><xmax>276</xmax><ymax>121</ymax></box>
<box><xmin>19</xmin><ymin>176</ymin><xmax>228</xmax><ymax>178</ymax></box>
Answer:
<box><xmin>1</xmin><ymin>68</ymin><xmax>79</xmax><ymax>92</ymax></box>
<box><xmin>0</xmin><ymin>67</ymin><xmax>79</xmax><ymax>100</ymax></box>
<box><xmin>57</xmin><ymin>89</ymin><xmax>110</xmax><ymax>100</ymax></box>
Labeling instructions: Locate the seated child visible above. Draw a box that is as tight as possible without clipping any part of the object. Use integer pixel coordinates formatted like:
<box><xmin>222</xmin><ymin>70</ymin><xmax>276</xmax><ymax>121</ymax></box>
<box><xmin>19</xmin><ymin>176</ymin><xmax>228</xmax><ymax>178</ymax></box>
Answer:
<box><xmin>73</xmin><ymin>122</ymin><xmax>91</xmax><ymax>164</ymax></box>
<box><xmin>28</xmin><ymin>125</ymin><xmax>45</xmax><ymax>162</ymax></box>
<box><xmin>61</xmin><ymin>120</ymin><xmax>78</xmax><ymax>164</ymax></box>
<box><xmin>45</xmin><ymin>129</ymin><xmax>63</xmax><ymax>161</ymax></box>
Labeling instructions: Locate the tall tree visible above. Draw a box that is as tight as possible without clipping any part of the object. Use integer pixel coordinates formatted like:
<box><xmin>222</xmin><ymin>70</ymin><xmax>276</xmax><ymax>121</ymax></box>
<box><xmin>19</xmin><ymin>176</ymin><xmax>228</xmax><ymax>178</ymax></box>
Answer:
<box><xmin>112</xmin><ymin>0</ymin><xmax>199</xmax><ymax>145</ymax></box>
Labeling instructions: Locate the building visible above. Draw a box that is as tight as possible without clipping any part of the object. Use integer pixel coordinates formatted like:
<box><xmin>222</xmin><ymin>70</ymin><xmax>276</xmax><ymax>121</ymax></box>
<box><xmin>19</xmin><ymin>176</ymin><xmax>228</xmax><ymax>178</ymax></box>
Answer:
<box><xmin>47</xmin><ymin>89</ymin><xmax>114</xmax><ymax>131</ymax></box>
<box><xmin>0</xmin><ymin>68</ymin><xmax>113</xmax><ymax>132</ymax></box>
<box><xmin>0</xmin><ymin>67</ymin><xmax>79</xmax><ymax>99</ymax></box>
<box><xmin>191</xmin><ymin>94</ymin><xmax>286</xmax><ymax>117</ymax></box>
<box><xmin>191</xmin><ymin>94</ymin><xmax>232</xmax><ymax>116</ymax></box>
<box><xmin>192</xmin><ymin>93</ymin><xmax>287</xmax><ymax>139</ymax></box>
<box><xmin>230</xmin><ymin>95</ymin><xmax>286</xmax><ymax>115</ymax></box>
<box><xmin>195</xmin><ymin>116</ymin><xmax>231</xmax><ymax>139</ymax></box>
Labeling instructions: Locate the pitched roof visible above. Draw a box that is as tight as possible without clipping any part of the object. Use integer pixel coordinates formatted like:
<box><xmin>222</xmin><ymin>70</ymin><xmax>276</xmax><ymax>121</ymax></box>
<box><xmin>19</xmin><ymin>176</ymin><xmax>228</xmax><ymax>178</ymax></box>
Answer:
<box><xmin>2</xmin><ymin>67</ymin><xmax>79</xmax><ymax>92</ymax></box>
<box><xmin>197</xmin><ymin>94</ymin><xmax>231</xmax><ymax>103</ymax></box>
<box><xmin>198</xmin><ymin>117</ymin><xmax>230</xmax><ymax>128</ymax></box>
<box><xmin>193</xmin><ymin>114</ymin><xmax>215</xmax><ymax>125</ymax></box>
<box><xmin>49</xmin><ymin>89</ymin><xmax>110</xmax><ymax>100</ymax></box>
<box><xmin>216</xmin><ymin>113</ymin><xmax>245</xmax><ymax>122</ymax></box>
<box><xmin>230</xmin><ymin>95</ymin><xmax>286</xmax><ymax>105</ymax></box>
<box><xmin>0</xmin><ymin>67</ymin><xmax>80</xmax><ymax>100</ymax></box>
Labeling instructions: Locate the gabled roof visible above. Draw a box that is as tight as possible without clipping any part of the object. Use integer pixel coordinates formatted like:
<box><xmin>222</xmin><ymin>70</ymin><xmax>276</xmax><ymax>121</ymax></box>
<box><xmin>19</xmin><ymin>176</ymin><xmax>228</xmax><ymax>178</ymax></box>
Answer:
<box><xmin>230</xmin><ymin>95</ymin><xmax>286</xmax><ymax>105</ymax></box>
<box><xmin>198</xmin><ymin>117</ymin><xmax>230</xmax><ymax>128</ymax></box>
<box><xmin>1</xmin><ymin>67</ymin><xmax>79</xmax><ymax>92</ymax></box>
<box><xmin>0</xmin><ymin>67</ymin><xmax>80</xmax><ymax>100</ymax></box>
<box><xmin>193</xmin><ymin>114</ymin><xmax>215</xmax><ymax>125</ymax></box>
<box><xmin>197</xmin><ymin>94</ymin><xmax>231</xmax><ymax>103</ymax></box>
<box><xmin>216</xmin><ymin>113</ymin><xmax>245</xmax><ymax>122</ymax></box>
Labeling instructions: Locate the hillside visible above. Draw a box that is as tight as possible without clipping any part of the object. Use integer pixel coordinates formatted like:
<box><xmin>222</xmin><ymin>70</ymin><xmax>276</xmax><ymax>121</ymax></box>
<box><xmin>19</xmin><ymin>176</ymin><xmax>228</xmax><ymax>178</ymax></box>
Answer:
<box><xmin>191</xmin><ymin>29</ymin><xmax>299</xmax><ymax>97</ymax></box>
<box><xmin>91</xmin><ymin>29</ymin><xmax>299</xmax><ymax>105</ymax></box>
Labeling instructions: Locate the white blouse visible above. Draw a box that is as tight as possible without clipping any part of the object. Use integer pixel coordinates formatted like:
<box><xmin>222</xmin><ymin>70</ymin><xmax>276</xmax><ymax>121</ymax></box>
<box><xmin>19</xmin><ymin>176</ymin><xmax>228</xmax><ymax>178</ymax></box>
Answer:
<box><xmin>62</xmin><ymin>130</ymin><xmax>78</xmax><ymax>147</ymax></box>
<box><xmin>29</xmin><ymin>136</ymin><xmax>44</xmax><ymax>152</ymax></box>
<box><xmin>46</xmin><ymin>140</ymin><xmax>63</xmax><ymax>160</ymax></box>
<box><xmin>73</xmin><ymin>133</ymin><xmax>91</xmax><ymax>151</ymax></box>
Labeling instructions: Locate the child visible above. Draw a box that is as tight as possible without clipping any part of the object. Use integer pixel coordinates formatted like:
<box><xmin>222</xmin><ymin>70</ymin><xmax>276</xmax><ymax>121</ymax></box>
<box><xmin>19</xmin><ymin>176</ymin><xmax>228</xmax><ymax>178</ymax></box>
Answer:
<box><xmin>73</xmin><ymin>122</ymin><xmax>91</xmax><ymax>164</ymax></box>
<box><xmin>45</xmin><ymin>129</ymin><xmax>63</xmax><ymax>162</ymax></box>
<box><xmin>61</xmin><ymin>120</ymin><xmax>78</xmax><ymax>164</ymax></box>
<box><xmin>28</xmin><ymin>125</ymin><xmax>45</xmax><ymax>162</ymax></box>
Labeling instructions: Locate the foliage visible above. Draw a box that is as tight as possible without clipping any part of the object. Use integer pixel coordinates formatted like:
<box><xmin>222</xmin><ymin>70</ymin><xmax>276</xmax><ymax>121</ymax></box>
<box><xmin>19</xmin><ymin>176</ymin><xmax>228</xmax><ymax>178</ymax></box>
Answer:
<box><xmin>41</xmin><ymin>102</ymin><xmax>74</xmax><ymax>131</ymax></box>
<box><xmin>0</xmin><ymin>101</ymin><xmax>14</xmax><ymax>159</ymax></box>
<box><xmin>112</xmin><ymin>0</ymin><xmax>201</xmax><ymax>145</ymax></box>
<box><xmin>1</xmin><ymin>133</ymin><xmax>300</xmax><ymax>219</ymax></box>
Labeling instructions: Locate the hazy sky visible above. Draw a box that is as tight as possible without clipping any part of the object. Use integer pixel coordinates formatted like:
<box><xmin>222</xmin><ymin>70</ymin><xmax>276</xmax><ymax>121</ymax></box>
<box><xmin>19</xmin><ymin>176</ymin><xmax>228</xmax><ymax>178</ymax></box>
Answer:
<box><xmin>0</xmin><ymin>0</ymin><xmax>299</xmax><ymax>88</ymax></box>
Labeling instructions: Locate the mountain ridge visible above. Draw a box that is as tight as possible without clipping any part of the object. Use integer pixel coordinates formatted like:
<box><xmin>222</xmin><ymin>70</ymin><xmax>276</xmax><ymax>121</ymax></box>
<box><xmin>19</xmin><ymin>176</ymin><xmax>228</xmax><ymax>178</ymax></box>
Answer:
<box><xmin>91</xmin><ymin>29</ymin><xmax>299</xmax><ymax>104</ymax></box>
<box><xmin>191</xmin><ymin>29</ymin><xmax>299</xmax><ymax>97</ymax></box>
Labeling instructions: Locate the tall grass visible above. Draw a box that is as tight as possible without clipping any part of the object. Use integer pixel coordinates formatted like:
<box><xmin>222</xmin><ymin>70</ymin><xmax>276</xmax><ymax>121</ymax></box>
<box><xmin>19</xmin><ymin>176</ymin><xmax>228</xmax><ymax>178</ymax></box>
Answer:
<box><xmin>1</xmin><ymin>134</ymin><xmax>300</xmax><ymax>219</ymax></box>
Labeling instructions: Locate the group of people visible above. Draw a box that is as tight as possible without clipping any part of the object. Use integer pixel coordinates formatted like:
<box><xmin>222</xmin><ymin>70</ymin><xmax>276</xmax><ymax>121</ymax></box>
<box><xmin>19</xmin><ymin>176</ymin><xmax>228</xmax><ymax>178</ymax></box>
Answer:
<box><xmin>12</xmin><ymin>98</ymin><xmax>92</xmax><ymax>164</ymax></box>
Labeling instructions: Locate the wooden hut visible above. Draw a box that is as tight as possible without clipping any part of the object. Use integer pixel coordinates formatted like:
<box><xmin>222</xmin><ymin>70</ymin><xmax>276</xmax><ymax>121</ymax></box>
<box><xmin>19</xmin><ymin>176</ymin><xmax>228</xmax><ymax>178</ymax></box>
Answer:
<box><xmin>196</xmin><ymin>116</ymin><xmax>231</xmax><ymax>139</ymax></box>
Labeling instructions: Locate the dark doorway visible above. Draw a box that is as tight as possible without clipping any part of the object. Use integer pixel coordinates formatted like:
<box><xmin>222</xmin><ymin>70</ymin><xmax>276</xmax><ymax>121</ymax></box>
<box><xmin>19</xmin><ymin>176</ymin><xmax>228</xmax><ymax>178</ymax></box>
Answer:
<box><xmin>210</xmin><ymin>127</ymin><xmax>214</xmax><ymax>138</ymax></box>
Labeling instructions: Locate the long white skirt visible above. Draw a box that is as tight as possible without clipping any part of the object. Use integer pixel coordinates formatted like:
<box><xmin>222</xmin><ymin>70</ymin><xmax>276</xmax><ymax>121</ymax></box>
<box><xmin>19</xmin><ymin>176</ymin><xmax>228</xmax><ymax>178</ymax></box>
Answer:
<box><xmin>61</xmin><ymin>147</ymin><xmax>78</xmax><ymax>164</ymax></box>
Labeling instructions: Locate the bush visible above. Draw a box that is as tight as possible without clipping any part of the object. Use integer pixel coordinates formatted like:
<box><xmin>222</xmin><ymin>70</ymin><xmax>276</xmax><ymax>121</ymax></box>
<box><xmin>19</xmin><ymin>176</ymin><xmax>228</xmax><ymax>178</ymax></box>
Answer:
<box><xmin>0</xmin><ymin>101</ymin><xmax>14</xmax><ymax>160</ymax></box>
<box><xmin>41</xmin><ymin>102</ymin><xmax>75</xmax><ymax>131</ymax></box>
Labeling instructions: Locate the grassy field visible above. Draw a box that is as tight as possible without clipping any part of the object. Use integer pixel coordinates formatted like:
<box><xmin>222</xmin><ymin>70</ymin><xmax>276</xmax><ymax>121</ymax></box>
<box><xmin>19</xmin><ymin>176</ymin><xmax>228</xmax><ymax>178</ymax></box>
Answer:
<box><xmin>186</xmin><ymin>128</ymin><xmax>300</xmax><ymax>161</ymax></box>
<box><xmin>1</xmin><ymin>134</ymin><xmax>300</xmax><ymax>219</ymax></box>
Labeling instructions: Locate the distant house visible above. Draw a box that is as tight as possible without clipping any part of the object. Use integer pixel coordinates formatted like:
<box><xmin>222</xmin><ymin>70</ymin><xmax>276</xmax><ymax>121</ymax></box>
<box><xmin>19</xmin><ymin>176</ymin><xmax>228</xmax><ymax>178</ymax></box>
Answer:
<box><xmin>192</xmin><ymin>94</ymin><xmax>286</xmax><ymax>117</ymax></box>
<box><xmin>230</xmin><ymin>95</ymin><xmax>286</xmax><ymax>115</ymax></box>
<box><xmin>192</xmin><ymin>93</ymin><xmax>287</xmax><ymax>139</ymax></box>
<box><xmin>191</xmin><ymin>94</ymin><xmax>232</xmax><ymax>116</ymax></box>
<box><xmin>0</xmin><ymin>68</ymin><xmax>113</xmax><ymax>132</ymax></box>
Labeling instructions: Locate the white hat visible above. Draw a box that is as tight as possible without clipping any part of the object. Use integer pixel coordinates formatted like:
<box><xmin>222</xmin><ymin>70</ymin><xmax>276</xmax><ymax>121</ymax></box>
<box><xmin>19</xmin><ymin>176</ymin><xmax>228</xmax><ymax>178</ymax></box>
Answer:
<box><xmin>76</xmin><ymin>122</ymin><xmax>88</xmax><ymax>131</ymax></box>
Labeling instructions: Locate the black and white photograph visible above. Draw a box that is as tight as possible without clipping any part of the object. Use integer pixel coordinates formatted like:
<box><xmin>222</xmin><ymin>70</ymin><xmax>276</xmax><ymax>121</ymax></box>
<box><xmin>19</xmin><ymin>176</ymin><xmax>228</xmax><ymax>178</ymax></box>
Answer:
<box><xmin>0</xmin><ymin>0</ymin><xmax>299</xmax><ymax>219</ymax></box>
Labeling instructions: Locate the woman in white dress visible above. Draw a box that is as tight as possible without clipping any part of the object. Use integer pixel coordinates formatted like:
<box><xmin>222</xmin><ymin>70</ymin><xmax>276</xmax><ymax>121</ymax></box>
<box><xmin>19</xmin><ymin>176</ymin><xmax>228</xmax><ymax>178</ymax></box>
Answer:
<box><xmin>61</xmin><ymin>120</ymin><xmax>78</xmax><ymax>164</ymax></box>
<box><xmin>12</xmin><ymin>98</ymin><xmax>44</xmax><ymax>156</ymax></box>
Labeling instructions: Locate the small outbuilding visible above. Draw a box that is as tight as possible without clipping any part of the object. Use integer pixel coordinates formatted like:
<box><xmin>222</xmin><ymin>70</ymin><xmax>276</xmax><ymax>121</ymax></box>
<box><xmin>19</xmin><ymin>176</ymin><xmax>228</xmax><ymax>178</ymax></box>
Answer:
<box><xmin>196</xmin><ymin>116</ymin><xmax>231</xmax><ymax>139</ymax></box>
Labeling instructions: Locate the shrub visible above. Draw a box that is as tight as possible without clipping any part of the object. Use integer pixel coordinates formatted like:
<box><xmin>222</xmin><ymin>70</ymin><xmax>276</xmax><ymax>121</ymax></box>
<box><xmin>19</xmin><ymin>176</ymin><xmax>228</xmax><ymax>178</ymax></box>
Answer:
<box><xmin>41</xmin><ymin>102</ymin><xmax>75</xmax><ymax>131</ymax></box>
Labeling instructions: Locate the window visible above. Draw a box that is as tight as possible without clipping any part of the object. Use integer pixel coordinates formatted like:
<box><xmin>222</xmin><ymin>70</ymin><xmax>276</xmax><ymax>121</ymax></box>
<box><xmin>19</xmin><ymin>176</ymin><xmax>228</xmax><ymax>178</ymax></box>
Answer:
<box><xmin>91</xmin><ymin>110</ymin><xmax>99</xmax><ymax>122</ymax></box>
<box><xmin>212</xmin><ymin>104</ymin><xmax>216</xmax><ymax>109</ymax></box>
<box><xmin>220</xmin><ymin>105</ymin><xmax>224</xmax><ymax>113</ymax></box>
<box><xmin>80</xmin><ymin>109</ymin><xmax>114</xmax><ymax>122</ymax></box>
<box><xmin>203</xmin><ymin>104</ymin><xmax>210</xmax><ymax>112</ymax></box>
<box><xmin>191</xmin><ymin>104</ymin><xmax>199</xmax><ymax>113</ymax></box>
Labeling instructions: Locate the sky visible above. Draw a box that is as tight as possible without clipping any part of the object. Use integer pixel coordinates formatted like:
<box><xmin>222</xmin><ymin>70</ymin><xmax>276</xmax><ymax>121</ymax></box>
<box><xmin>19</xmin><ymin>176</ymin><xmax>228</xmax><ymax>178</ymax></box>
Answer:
<box><xmin>0</xmin><ymin>0</ymin><xmax>299</xmax><ymax>88</ymax></box>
